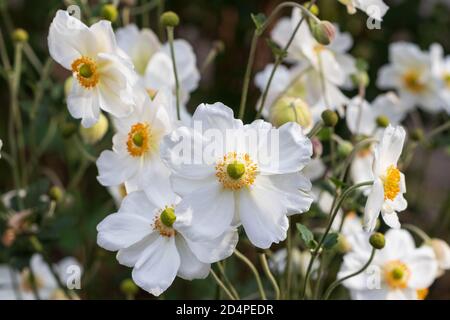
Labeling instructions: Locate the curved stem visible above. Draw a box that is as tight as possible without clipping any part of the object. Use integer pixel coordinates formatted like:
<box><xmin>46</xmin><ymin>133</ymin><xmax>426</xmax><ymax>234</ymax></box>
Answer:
<box><xmin>166</xmin><ymin>26</ymin><xmax>180</xmax><ymax>120</ymax></box>
<box><xmin>426</xmin><ymin>120</ymin><xmax>450</xmax><ymax>141</ymax></box>
<box><xmin>255</xmin><ymin>1</ymin><xmax>318</xmax><ymax>120</ymax></box>
<box><xmin>216</xmin><ymin>262</ymin><xmax>240</xmax><ymax>299</ymax></box>
<box><xmin>259</xmin><ymin>253</ymin><xmax>280</xmax><ymax>300</ymax></box>
<box><xmin>403</xmin><ymin>224</ymin><xmax>431</xmax><ymax>243</ymax></box>
<box><xmin>210</xmin><ymin>269</ymin><xmax>236</xmax><ymax>300</ymax></box>
<box><xmin>239</xmin><ymin>1</ymin><xmax>318</xmax><ymax>120</ymax></box>
<box><xmin>323</xmin><ymin>247</ymin><xmax>376</xmax><ymax>300</ymax></box>
<box><xmin>234</xmin><ymin>249</ymin><xmax>267</xmax><ymax>300</ymax></box>
<box><xmin>301</xmin><ymin>181</ymin><xmax>374</xmax><ymax>299</ymax></box>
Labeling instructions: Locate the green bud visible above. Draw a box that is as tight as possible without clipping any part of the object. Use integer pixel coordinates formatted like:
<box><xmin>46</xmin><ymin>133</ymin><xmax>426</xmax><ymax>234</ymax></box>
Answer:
<box><xmin>49</xmin><ymin>186</ymin><xmax>64</xmax><ymax>202</ymax></box>
<box><xmin>321</xmin><ymin>110</ymin><xmax>338</xmax><ymax>127</ymax></box>
<box><xmin>310</xmin><ymin>20</ymin><xmax>335</xmax><ymax>46</ymax></box>
<box><xmin>338</xmin><ymin>140</ymin><xmax>353</xmax><ymax>157</ymax></box>
<box><xmin>336</xmin><ymin>234</ymin><xmax>351</xmax><ymax>253</ymax></box>
<box><xmin>227</xmin><ymin>161</ymin><xmax>246</xmax><ymax>180</ymax></box>
<box><xmin>160</xmin><ymin>11</ymin><xmax>180</xmax><ymax>28</ymax></box>
<box><xmin>351</xmin><ymin>71</ymin><xmax>370</xmax><ymax>88</ymax></box>
<box><xmin>411</xmin><ymin>128</ymin><xmax>424</xmax><ymax>142</ymax></box>
<box><xmin>120</xmin><ymin>278</ymin><xmax>139</xmax><ymax>297</ymax></box>
<box><xmin>369</xmin><ymin>232</ymin><xmax>385</xmax><ymax>249</ymax></box>
<box><xmin>376</xmin><ymin>115</ymin><xmax>390</xmax><ymax>128</ymax></box>
<box><xmin>269</xmin><ymin>96</ymin><xmax>312</xmax><ymax>128</ymax></box>
<box><xmin>79</xmin><ymin>114</ymin><xmax>109</xmax><ymax>145</ymax></box>
<box><xmin>101</xmin><ymin>4</ymin><xmax>118</xmax><ymax>22</ymax></box>
<box><xmin>304</xmin><ymin>2</ymin><xmax>320</xmax><ymax>15</ymax></box>
<box><xmin>160</xmin><ymin>207</ymin><xmax>176</xmax><ymax>227</ymax></box>
<box><xmin>12</xmin><ymin>28</ymin><xmax>29</xmax><ymax>42</ymax></box>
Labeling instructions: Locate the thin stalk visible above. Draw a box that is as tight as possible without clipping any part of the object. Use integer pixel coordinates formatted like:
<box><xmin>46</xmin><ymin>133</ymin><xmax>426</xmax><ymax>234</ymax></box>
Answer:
<box><xmin>301</xmin><ymin>181</ymin><xmax>374</xmax><ymax>299</ymax></box>
<box><xmin>426</xmin><ymin>120</ymin><xmax>450</xmax><ymax>141</ymax></box>
<box><xmin>259</xmin><ymin>253</ymin><xmax>280</xmax><ymax>300</ymax></box>
<box><xmin>323</xmin><ymin>248</ymin><xmax>376</xmax><ymax>300</ymax></box>
<box><xmin>166</xmin><ymin>26</ymin><xmax>181</xmax><ymax>120</ymax></box>
<box><xmin>284</xmin><ymin>222</ymin><xmax>292</xmax><ymax>299</ymax></box>
<box><xmin>216</xmin><ymin>262</ymin><xmax>240</xmax><ymax>299</ymax></box>
<box><xmin>157</xmin><ymin>0</ymin><xmax>165</xmax><ymax>40</ymax></box>
<box><xmin>210</xmin><ymin>269</ymin><xmax>236</xmax><ymax>300</ymax></box>
<box><xmin>403</xmin><ymin>224</ymin><xmax>431</xmax><ymax>243</ymax></box>
<box><xmin>234</xmin><ymin>249</ymin><xmax>267</xmax><ymax>300</ymax></box>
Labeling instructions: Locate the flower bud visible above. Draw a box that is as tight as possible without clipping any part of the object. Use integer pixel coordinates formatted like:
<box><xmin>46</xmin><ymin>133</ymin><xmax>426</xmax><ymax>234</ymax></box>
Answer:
<box><xmin>160</xmin><ymin>11</ymin><xmax>180</xmax><ymax>28</ymax></box>
<box><xmin>269</xmin><ymin>96</ymin><xmax>313</xmax><ymax>129</ymax></box>
<box><xmin>101</xmin><ymin>4</ymin><xmax>118</xmax><ymax>22</ymax></box>
<box><xmin>369</xmin><ymin>232</ymin><xmax>385</xmax><ymax>249</ymax></box>
<box><xmin>376</xmin><ymin>115</ymin><xmax>390</xmax><ymax>128</ymax></box>
<box><xmin>337</xmin><ymin>234</ymin><xmax>351</xmax><ymax>253</ymax></box>
<box><xmin>351</xmin><ymin>71</ymin><xmax>370</xmax><ymax>88</ymax></box>
<box><xmin>310</xmin><ymin>20</ymin><xmax>335</xmax><ymax>46</ymax></box>
<box><xmin>321</xmin><ymin>110</ymin><xmax>338</xmax><ymax>127</ymax></box>
<box><xmin>79</xmin><ymin>114</ymin><xmax>109</xmax><ymax>145</ymax></box>
<box><xmin>338</xmin><ymin>140</ymin><xmax>353</xmax><ymax>157</ymax></box>
<box><xmin>120</xmin><ymin>278</ymin><xmax>139</xmax><ymax>298</ymax></box>
<box><xmin>49</xmin><ymin>186</ymin><xmax>64</xmax><ymax>202</ymax></box>
<box><xmin>410</xmin><ymin>128</ymin><xmax>424</xmax><ymax>142</ymax></box>
<box><xmin>12</xmin><ymin>28</ymin><xmax>29</xmax><ymax>43</ymax></box>
<box><xmin>304</xmin><ymin>2</ymin><xmax>320</xmax><ymax>16</ymax></box>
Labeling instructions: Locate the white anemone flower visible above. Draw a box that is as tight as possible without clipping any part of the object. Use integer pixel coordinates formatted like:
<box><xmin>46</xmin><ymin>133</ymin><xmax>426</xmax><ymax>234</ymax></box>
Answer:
<box><xmin>48</xmin><ymin>10</ymin><xmax>137</xmax><ymax>127</ymax></box>
<box><xmin>271</xmin><ymin>8</ymin><xmax>356</xmax><ymax>88</ymax></box>
<box><xmin>377</xmin><ymin>42</ymin><xmax>442</xmax><ymax>113</ymax></box>
<box><xmin>161</xmin><ymin>103</ymin><xmax>314</xmax><ymax>249</ymax></box>
<box><xmin>96</xmin><ymin>88</ymin><xmax>176</xmax><ymax>192</ymax></box>
<box><xmin>363</xmin><ymin>125</ymin><xmax>407</xmax><ymax>232</ymax></box>
<box><xmin>339</xmin><ymin>229</ymin><xmax>438</xmax><ymax>300</ymax></box>
<box><xmin>96</xmin><ymin>174</ymin><xmax>238</xmax><ymax>296</ymax></box>
<box><xmin>346</xmin><ymin>92</ymin><xmax>408</xmax><ymax>136</ymax></box>
<box><xmin>0</xmin><ymin>254</ymin><xmax>81</xmax><ymax>300</ymax></box>
<box><xmin>430</xmin><ymin>43</ymin><xmax>450</xmax><ymax>114</ymax></box>
<box><xmin>338</xmin><ymin>0</ymin><xmax>389</xmax><ymax>20</ymax></box>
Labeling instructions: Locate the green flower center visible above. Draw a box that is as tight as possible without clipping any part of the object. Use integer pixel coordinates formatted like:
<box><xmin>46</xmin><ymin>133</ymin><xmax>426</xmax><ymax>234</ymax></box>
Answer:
<box><xmin>79</xmin><ymin>63</ymin><xmax>94</xmax><ymax>78</ymax></box>
<box><xmin>227</xmin><ymin>161</ymin><xmax>246</xmax><ymax>180</ymax></box>
<box><xmin>160</xmin><ymin>207</ymin><xmax>176</xmax><ymax>227</ymax></box>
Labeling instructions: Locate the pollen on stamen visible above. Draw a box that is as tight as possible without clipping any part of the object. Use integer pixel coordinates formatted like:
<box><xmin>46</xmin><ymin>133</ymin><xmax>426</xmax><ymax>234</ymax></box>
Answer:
<box><xmin>383</xmin><ymin>165</ymin><xmax>401</xmax><ymax>201</ymax></box>
<box><xmin>126</xmin><ymin>122</ymin><xmax>151</xmax><ymax>157</ymax></box>
<box><xmin>71</xmin><ymin>56</ymin><xmax>99</xmax><ymax>89</ymax></box>
<box><xmin>384</xmin><ymin>260</ymin><xmax>411</xmax><ymax>289</ymax></box>
<box><xmin>216</xmin><ymin>152</ymin><xmax>258</xmax><ymax>190</ymax></box>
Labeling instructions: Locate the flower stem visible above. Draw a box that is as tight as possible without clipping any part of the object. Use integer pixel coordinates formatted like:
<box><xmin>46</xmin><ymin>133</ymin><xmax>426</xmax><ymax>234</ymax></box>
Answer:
<box><xmin>234</xmin><ymin>249</ymin><xmax>267</xmax><ymax>300</ymax></box>
<box><xmin>323</xmin><ymin>247</ymin><xmax>376</xmax><ymax>300</ymax></box>
<box><xmin>210</xmin><ymin>269</ymin><xmax>236</xmax><ymax>300</ymax></box>
<box><xmin>166</xmin><ymin>26</ymin><xmax>181</xmax><ymax>121</ymax></box>
<box><xmin>403</xmin><ymin>224</ymin><xmax>431</xmax><ymax>243</ymax></box>
<box><xmin>216</xmin><ymin>262</ymin><xmax>240</xmax><ymax>299</ymax></box>
<box><xmin>259</xmin><ymin>253</ymin><xmax>280</xmax><ymax>300</ymax></box>
<box><xmin>300</xmin><ymin>181</ymin><xmax>374</xmax><ymax>299</ymax></box>
<box><xmin>426</xmin><ymin>120</ymin><xmax>450</xmax><ymax>141</ymax></box>
<box><xmin>238</xmin><ymin>1</ymin><xmax>318</xmax><ymax>120</ymax></box>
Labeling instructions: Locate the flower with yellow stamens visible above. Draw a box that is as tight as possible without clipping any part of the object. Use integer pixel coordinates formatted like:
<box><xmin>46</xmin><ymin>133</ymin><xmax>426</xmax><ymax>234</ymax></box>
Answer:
<box><xmin>48</xmin><ymin>10</ymin><xmax>136</xmax><ymax>127</ymax></box>
<box><xmin>364</xmin><ymin>125</ymin><xmax>407</xmax><ymax>232</ymax></box>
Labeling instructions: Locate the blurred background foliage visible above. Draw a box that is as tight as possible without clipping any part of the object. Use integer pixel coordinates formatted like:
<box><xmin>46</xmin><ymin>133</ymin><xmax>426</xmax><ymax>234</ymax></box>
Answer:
<box><xmin>0</xmin><ymin>0</ymin><xmax>449</xmax><ymax>299</ymax></box>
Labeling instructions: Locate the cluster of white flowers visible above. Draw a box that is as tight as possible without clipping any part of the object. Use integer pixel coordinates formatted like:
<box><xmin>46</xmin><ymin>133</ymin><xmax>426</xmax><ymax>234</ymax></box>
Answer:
<box><xmin>42</xmin><ymin>4</ymin><xmax>450</xmax><ymax>300</ymax></box>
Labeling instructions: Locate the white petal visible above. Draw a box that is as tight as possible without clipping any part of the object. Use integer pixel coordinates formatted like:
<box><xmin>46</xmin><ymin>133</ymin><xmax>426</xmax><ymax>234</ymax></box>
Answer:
<box><xmin>175</xmin><ymin>236</ymin><xmax>210</xmax><ymax>280</ymax></box>
<box><xmin>96</xmin><ymin>150</ymin><xmax>137</xmax><ymax>187</ymax></box>
<box><xmin>96</xmin><ymin>213</ymin><xmax>153</xmax><ymax>251</ymax></box>
<box><xmin>405</xmin><ymin>246</ymin><xmax>439</xmax><ymax>289</ymax></box>
<box><xmin>376</xmin><ymin>125</ymin><xmax>406</xmax><ymax>171</ymax></box>
<box><xmin>192</xmin><ymin>102</ymin><xmax>243</xmax><ymax>133</ymax></box>
<box><xmin>117</xmin><ymin>234</ymin><xmax>158</xmax><ymax>267</ymax></box>
<box><xmin>363</xmin><ymin>179</ymin><xmax>384</xmax><ymax>232</ymax></box>
<box><xmin>119</xmin><ymin>191</ymin><xmax>159</xmax><ymax>220</ymax></box>
<box><xmin>67</xmin><ymin>82</ymin><xmax>100</xmax><ymax>128</ymax></box>
<box><xmin>132</xmin><ymin>236</ymin><xmax>180</xmax><ymax>296</ymax></box>
<box><xmin>381</xmin><ymin>212</ymin><xmax>401</xmax><ymax>229</ymax></box>
<box><xmin>382</xmin><ymin>229</ymin><xmax>416</xmax><ymax>260</ymax></box>
<box><xmin>239</xmin><ymin>182</ymin><xmax>289</xmax><ymax>249</ymax></box>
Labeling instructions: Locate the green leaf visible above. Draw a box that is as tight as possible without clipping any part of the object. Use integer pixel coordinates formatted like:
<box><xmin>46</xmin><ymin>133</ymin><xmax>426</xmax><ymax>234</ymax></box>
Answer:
<box><xmin>251</xmin><ymin>13</ymin><xmax>266</xmax><ymax>32</ymax></box>
<box><xmin>296</xmin><ymin>223</ymin><xmax>316</xmax><ymax>249</ymax></box>
<box><xmin>266</xmin><ymin>38</ymin><xmax>287</xmax><ymax>59</ymax></box>
<box><xmin>323</xmin><ymin>233</ymin><xmax>339</xmax><ymax>250</ymax></box>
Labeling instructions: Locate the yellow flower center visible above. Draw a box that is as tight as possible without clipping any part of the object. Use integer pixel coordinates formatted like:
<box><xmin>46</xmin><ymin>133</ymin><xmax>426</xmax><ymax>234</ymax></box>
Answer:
<box><xmin>382</xmin><ymin>165</ymin><xmax>401</xmax><ymax>201</ymax></box>
<box><xmin>20</xmin><ymin>269</ymin><xmax>44</xmax><ymax>292</ymax></box>
<box><xmin>417</xmin><ymin>288</ymin><xmax>429</xmax><ymax>300</ymax></box>
<box><xmin>71</xmin><ymin>56</ymin><xmax>99</xmax><ymax>89</ymax></box>
<box><xmin>384</xmin><ymin>260</ymin><xmax>411</xmax><ymax>289</ymax></box>
<box><xmin>153</xmin><ymin>206</ymin><xmax>176</xmax><ymax>237</ymax></box>
<box><xmin>444</xmin><ymin>73</ymin><xmax>450</xmax><ymax>89</ymax></box>
<box><xmin>126</xmin><ymin>122</ymin><xmax>152</xmax><ymax>157</ymax></box>
<box><xmin>216</xmin><ymin>152</ymin><xmax>258</xmax><ymax>190</ymax></box>
<box><xmin>402</xmin><ymin>70</ymin><xmax>426</xmax><ymax>93</ymax></box>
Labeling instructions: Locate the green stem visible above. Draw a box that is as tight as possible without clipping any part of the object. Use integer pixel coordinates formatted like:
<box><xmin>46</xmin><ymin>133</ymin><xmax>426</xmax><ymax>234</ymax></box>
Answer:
<box><xmin>238</xmin><ymin>31</ymin><xmax>258</xmax><ymax>120</ymax></box>
<box><xmin>301</xmin><ymin>181</ymin><xmax>374</xmax><ymax>299</ymax></box>
<box><xmin>403</xmin><ymin>224</ymin><xmax>431</xmax><ymax>243</ymax></box>
<box><xmin>284</xmin><ymin>222</ymin><xmax>292</xmax><ymax>299</ymax></box>
<box><xmin>259</xmin><ymin>253</ymin><xmax>280</xmax><ymax>300</ymax></box>
<box><xmin>307</xmin><ymin>121</ymin><xmax>324</xmax><ymax>139</ymax></box>
<box><xmin>323</xmin><ymin>248</ymin><xmax>376</xmax><ymax>300</ymax></box>
<box><xmin>210</xmin><ymin>269</ymin><xmax>236</xmax><ymax>300</ymax></box>
<box><xmin>216</xmin><ymin>262</ymin><xmax>240</xmax><ymax>299</ymax></box>
<box><xmin>254</xmin><ymin>1</ymin><xmax>318</xmax><ymax>120</ymax></box>
<box><xmin>166</xmin><ymin>26</ymin><xmax>181</xmax><ymax>120</ymax></box>
<box><xmin>234</xmin><ymin>249</ymin><xmax>267</xmax><ymax>300</ymax></box>
<box><xmin>426</xmin><ymin>120</ymin><xmax>450</xmax><ymax>141</ymax></box>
